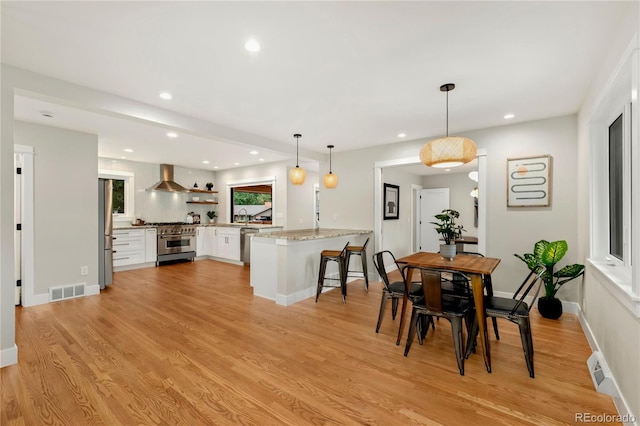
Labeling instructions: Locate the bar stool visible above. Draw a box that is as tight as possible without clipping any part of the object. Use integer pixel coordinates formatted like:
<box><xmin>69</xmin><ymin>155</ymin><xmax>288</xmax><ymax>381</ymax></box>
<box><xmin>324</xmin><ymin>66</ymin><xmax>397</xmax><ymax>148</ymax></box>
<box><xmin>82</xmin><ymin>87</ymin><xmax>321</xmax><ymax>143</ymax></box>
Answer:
<box><xmin>345</xmin><ymin>237</ymin><xmax>370</xmax><ymax>291</ymax></box>
<box><xmin>316</xmin><ymin>242</ymin><xmax>350</xmax><ymax>304</ymax></box>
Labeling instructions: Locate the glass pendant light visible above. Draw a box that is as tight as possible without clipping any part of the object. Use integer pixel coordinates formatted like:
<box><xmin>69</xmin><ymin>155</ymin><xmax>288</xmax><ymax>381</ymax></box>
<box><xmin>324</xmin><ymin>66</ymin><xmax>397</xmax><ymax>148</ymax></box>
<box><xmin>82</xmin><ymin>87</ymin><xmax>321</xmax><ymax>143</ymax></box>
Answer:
<box><xmin>289</xmin><ymin>133</ymin><xmax>306</xmax><ymax>185</ymax></box>
<box><xmin>420</xmin><ymin>83</ymin><xmax>477</xmax><ymax>168</ymax></box>
<box><xmin>323</xmin><ymin>144</ymin><xmax>338</xmax><ymax>189</ymax></box>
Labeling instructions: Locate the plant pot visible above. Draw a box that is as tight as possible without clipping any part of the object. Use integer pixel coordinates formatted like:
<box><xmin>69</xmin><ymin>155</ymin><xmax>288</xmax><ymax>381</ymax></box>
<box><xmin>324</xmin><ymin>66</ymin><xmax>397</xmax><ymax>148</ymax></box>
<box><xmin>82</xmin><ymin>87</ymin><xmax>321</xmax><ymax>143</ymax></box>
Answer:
<box><xmin>439</xmin><ymin>243</ymin><xmax>456</xmax><ymax>260</ymax></box>
<box><xmin>209</xmin><ymin>218</ymin><xmax>215</xmax><ymax>224</ymax></box>
<box><xmin>537</xmin><ymin>296</ymin><xmax>563</xmax><ymax>319</ymax></box>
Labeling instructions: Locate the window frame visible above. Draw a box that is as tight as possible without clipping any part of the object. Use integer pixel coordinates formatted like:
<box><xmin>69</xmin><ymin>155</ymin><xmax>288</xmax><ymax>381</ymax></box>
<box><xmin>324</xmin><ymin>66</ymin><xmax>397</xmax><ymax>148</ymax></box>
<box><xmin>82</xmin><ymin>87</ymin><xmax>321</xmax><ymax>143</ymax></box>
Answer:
<box><xmin>98</xmin><ymin>169</ymin><xmax>135</xmax><ymax>223</ymax></box>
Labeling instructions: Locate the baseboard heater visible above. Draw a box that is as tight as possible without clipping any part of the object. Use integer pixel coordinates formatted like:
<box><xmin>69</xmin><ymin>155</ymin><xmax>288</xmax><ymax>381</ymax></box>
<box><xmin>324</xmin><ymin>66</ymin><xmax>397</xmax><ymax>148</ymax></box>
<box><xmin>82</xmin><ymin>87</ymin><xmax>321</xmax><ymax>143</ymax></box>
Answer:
<box><xmin>587</xmin><ymin>351</ymin><xmax>618</xmax><ymax>397</ymax></box>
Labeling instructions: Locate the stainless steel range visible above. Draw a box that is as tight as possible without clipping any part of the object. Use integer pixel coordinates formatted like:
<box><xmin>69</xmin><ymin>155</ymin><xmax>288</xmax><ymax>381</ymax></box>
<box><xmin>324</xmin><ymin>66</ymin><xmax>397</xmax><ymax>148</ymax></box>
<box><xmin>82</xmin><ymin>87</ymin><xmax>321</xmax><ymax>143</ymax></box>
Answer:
<box><xmin>149</xmin><ymin>223</ymin><xmax>196</xmax><ymax>264</ymax></box>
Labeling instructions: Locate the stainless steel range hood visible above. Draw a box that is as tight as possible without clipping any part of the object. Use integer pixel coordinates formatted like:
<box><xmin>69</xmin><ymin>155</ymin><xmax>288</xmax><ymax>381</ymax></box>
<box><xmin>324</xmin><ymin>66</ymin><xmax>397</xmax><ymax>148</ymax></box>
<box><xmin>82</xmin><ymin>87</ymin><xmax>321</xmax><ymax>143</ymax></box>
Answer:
<box><xmin>148</xmin><ymin>164</ymin><xmax>190</xmax><ymax>192</ymax></box>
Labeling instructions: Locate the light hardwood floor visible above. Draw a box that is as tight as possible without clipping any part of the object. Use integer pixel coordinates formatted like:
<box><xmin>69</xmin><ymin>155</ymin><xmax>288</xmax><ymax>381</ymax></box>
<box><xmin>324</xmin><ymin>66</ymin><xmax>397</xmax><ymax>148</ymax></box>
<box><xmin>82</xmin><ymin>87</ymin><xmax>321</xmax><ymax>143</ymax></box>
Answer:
<box><xmin>2</xmin><ymin>260</ymin><xmax>619</xmax><ymax>425</ymax></box>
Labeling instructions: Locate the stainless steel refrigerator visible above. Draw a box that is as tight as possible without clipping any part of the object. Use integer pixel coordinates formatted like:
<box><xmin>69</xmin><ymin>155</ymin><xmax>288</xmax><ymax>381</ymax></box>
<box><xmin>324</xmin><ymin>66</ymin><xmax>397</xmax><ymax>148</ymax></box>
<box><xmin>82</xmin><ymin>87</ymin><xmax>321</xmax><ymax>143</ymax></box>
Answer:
<box><xmin>98</xmin><ymin>178</ymin><xmax>113</xmax><ymax>289</ymax></box>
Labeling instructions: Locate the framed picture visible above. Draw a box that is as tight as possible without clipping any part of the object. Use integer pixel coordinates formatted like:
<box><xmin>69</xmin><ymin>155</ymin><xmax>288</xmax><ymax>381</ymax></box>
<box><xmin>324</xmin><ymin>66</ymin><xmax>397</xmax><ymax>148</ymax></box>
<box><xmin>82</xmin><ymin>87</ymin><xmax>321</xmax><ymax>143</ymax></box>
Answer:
<box><xmin>383</xmin><ymin>183</ymin><xmax>400</xmax><ymax>220</ymax></box>
<box><xmin>507</xmin><ymin>155</ymin><xmax>552</xmax><ymax>207</ymax></box>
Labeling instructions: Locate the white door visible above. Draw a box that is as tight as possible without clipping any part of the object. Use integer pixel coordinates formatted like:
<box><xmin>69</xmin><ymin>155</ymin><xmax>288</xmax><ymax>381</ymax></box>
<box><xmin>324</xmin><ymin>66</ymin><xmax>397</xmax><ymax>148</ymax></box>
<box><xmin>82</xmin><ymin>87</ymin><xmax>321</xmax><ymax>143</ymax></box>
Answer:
<box><xmin>419</xmin><ymin>188</ymin><xmax>449</xmax><ymax>252</ymax></box>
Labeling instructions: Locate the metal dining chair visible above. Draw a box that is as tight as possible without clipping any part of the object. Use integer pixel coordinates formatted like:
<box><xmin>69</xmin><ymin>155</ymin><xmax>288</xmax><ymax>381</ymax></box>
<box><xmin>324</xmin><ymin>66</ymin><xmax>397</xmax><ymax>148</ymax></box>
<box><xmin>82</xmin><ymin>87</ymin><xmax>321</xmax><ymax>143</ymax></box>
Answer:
<box><xmin>402</xmin><ymin>265</ymin><xmax>474</xmax><ymax>375</ymax></box>
<box><xmin>465</xmin><ymin>265</ymin><xmax>545</xmax><ymax>378</ymax></box>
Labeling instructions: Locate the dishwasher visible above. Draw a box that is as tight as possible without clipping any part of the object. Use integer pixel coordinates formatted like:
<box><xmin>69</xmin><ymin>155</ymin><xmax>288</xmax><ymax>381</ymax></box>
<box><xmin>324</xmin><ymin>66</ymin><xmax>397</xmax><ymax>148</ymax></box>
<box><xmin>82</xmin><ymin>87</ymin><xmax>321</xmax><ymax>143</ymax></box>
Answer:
<box><xmin>240</xmin><ymin>228</ymin><xmax>259</xmax><ymax>264</ymax></box>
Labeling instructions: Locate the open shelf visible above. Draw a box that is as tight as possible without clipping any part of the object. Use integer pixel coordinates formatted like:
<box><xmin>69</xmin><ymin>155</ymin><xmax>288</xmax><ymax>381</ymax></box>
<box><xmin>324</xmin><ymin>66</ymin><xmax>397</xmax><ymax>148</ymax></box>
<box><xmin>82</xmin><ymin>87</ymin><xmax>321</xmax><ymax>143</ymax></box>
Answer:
<box><xmin>190</xmin><ymin>189</ymin><xmax>218</xmax><ymax>194</ymax></box>
<box><xmin>186</xmin><ymin>201</ymin><xmax>218</xmax><ymax>204</ymax></box>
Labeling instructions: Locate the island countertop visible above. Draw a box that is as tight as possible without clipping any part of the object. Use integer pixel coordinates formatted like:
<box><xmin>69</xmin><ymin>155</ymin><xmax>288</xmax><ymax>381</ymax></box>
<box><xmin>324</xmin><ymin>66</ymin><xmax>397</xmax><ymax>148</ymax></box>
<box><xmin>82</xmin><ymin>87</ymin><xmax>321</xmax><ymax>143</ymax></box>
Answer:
<box><xmin>253</xmin><ymin>228</ymin><xmax>372</xmax><ymax>241</ymax></box>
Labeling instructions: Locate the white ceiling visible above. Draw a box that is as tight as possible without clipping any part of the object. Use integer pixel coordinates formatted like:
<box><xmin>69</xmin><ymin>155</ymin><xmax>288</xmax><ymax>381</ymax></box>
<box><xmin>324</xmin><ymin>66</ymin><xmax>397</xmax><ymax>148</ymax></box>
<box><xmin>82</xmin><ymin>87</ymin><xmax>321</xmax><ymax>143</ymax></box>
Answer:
<box><xmin>2</xmin><ymin>1</ymin><xmax>631</xmax><ymax>174</ymax></box>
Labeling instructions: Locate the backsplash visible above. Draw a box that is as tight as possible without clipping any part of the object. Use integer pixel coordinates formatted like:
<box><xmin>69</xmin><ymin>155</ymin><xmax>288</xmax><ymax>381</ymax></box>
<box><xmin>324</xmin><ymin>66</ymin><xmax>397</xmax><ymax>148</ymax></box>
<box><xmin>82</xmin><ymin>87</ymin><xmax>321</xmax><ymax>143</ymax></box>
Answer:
<box><xmin>99</xmin><ymin>158</ymin><xmax>217</xmax><ymax>224</ymax></box>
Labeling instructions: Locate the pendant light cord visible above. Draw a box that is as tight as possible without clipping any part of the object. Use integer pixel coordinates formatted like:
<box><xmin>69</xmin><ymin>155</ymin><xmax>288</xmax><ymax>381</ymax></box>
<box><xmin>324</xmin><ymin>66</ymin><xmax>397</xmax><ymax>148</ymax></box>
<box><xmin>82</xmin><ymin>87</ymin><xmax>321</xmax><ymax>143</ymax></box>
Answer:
<box><xmin>445</xmin><ymin>89</ymin><xmax>449</xmax><ymax>137</ymax></box>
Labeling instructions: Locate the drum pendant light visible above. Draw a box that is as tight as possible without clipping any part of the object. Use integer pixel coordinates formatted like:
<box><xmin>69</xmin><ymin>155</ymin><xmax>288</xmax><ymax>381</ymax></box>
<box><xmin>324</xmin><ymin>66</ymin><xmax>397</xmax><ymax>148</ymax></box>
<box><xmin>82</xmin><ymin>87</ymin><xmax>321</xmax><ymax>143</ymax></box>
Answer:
<box><xmin>420</xmin><ymin>83</ymin><xmax>476</xmax><ymax>168</ymax></box>
<box><xmin>323</xmin><ymin>144</ymin><xmax>338</xmax><ymax>189</ymax></box>
<box><xmin>289</xmin><ymin>133</ymin><xmax>306</xmax><ymax>185</ymax></box>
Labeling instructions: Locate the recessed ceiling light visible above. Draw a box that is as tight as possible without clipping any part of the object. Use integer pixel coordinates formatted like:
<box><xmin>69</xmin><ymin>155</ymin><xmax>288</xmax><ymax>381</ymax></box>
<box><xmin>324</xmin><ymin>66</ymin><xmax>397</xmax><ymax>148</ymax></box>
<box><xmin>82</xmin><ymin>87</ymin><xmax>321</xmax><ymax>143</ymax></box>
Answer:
<box><xmin>398</xmin><ymin>133</ymin><xmax>406</xmax><ymax>138</ymax></box>
<box><xmin>445</xmin><ymin>168</ymin><xmax>451</xmax><ymax>172</ymax></box>
<box><xmin>258</xmin><ymin>158</ymin><xmax>265</xmax><ymax>162</ymax></box>
<box><xmin>249</xmin><ymin>150</ymin><xmax>259</xmax><ymax>155</ymax></box>
<box><xmin>123</xmin><ymin>148</ymin><xmax>133</xmax><ymax>153</ymax></box>
<box><xmin>159</xmin><ymin>92</ymin><xmax>172</xmax><ymax>100</ymax></box>
<box><xmin>167</xmin><ymin>132</ymin><xmax>178</xmax><ymax>138</ymax></box>
<box><xmin>202</xmin><ymin>160</ymin><xmax>210</xmax><ymax>164</ymax></box>
<box><xmin>120</xmin><ymin>156</ymin><xmax>127</xmax><ymax>160</ymax></box>
<box><xmin>40</xmin><ymin>111</ymin><xmax>54</xmax><ymax>118</ymax></box>
<box><xmin>504</xmin><ymin>113</ymin><xmax>515</xmax><ymax>119</ymax></box>
<box><xmin>213</xmin><ymin>166</ymin><xmax>219</xmax><ymax>169</ymax></box>
<box><xmin>111</xmin><ymin>160</ymin><xmax>117</xmax><ymax>163</ymax></box>
<box><xmin>234</xmin><ymin>162</ymin><xmax>240</xmax><ymax>166</ymax></box>
<box><xmin>244</xmin><ymin>38</ymin><xmax>260</xmax><ymax>52</ymax></box>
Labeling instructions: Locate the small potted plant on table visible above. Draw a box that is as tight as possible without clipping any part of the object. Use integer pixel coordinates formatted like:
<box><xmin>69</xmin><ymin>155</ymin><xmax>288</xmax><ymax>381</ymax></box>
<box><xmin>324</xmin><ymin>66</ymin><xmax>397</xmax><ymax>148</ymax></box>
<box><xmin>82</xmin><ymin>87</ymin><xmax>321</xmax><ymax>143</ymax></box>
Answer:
<box><xmin>514</xmin><ymin>239</ymin><xmax>584</xmax><ymax>319</ymax></box>
<box><xmin>206</xmin><ymin>210</ymin><xmax>217</xmax><ymax>224</ymax></box>
<box><xmin>431</xmin><ymin>209</ymin><xmax>464</xmax><ymax>260</ymax></box>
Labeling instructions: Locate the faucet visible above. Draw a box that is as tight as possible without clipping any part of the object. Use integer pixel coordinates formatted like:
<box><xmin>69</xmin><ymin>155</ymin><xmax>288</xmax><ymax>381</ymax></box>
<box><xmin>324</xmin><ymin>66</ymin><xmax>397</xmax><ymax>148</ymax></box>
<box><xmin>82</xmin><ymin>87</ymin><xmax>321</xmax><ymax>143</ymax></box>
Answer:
<box><xmin>238</xmin><ymin>208</ymin><xmax>248</xmax><ymax>223</ymax></box>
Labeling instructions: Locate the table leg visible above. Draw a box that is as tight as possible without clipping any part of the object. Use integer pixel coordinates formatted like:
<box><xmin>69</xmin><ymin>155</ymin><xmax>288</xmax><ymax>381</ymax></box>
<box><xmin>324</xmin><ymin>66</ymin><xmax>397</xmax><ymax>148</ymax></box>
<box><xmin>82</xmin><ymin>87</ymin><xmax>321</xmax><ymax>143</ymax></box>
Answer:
<box><xmin>471</xmin><ymin>273</ymin><xmax>491</xmax><ymax>372</ymax></box>
<box><xmin>395</xmin><ymin>267</ymin><xmax>414</xmax><ymax>345</ymax></box>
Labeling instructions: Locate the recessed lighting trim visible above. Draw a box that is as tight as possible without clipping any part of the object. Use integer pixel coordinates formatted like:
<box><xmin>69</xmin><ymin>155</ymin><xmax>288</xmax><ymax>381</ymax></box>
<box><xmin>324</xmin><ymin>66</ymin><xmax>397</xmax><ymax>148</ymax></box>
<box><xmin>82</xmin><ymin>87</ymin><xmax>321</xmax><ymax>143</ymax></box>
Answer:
<box><xmin>159</xmin><ymin>92</ymin><xmax>172</xmax><ymax>100</ymax></box>
<box><xmin>213</xmin><ymin>166</ymin><xmax>219</xmax><ymax>169</ymax></box>
<box><xmin>123</xmin><ymin>148</ymin><xmax>133</xmax><ymax>153</ymax></box>
<box><xmin>398</xmin><ymin>133</ymin><xmax>406</xmax><ymax>138</ymax></box>
<box><xmin>504</xmin><ymin>113</ymin><xmax>515</xmax><ymax>119</ymax></box>
<box><xmin>249</xmin><ymin>150</ymin><xmax>259</xmax><ymax>155</ymax></box>
<box><xmin>166</xmin><ymin>132</ymin><xmax>178</xmax><ymax>138</ymax></box>
<box><xmin>244</xmin><ymin>38</ymin><xmax>260</xmax><ymax>52</ymax></box>
<box><xmin>202</xmin><ymin>160</ymin><xmax>210</xmax><ymax>164</ymax></box>
<box><xmin>445</xmin><ymin>168</ymin><xmax>451</xmax><ymax>172</ymax></box>
<box><xmin>234</xmin><ymin>162</ymin><xmax>240</xmax><ymax>166</ymax></box>
<box><xmin>258</xmin><ymin>158</ymin><xmax>265</xmax><ymax>162</ymax></box>
<box><xmin>120</xmin><ymin>156</ymin><xmax>127</xmax><ymax>160</ymax></box>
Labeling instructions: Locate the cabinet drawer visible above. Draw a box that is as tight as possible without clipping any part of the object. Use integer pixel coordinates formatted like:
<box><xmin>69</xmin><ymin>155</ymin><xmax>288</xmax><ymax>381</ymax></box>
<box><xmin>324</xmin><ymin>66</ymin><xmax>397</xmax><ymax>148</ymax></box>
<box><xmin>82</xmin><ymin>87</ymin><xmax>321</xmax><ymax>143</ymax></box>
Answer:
<box><xmin>113</xmin><ymin>250</ymin><xmax>145</xmax><ymax>267</ymax></box>
<box><xmin>112</xmin><ymin>237</ymin><xmax>145</xmax><ymax>251</ymax></box>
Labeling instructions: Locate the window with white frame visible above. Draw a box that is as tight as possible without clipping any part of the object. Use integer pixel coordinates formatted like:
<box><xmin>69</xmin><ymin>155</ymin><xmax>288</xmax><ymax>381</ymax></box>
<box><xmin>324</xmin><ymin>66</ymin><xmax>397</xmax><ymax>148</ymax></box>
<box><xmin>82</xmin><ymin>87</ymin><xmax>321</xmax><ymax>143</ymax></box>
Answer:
<box><xmin>99</xmin><ymin>170</ymin><xmax>135</xmax><ymax>221</ymax></box>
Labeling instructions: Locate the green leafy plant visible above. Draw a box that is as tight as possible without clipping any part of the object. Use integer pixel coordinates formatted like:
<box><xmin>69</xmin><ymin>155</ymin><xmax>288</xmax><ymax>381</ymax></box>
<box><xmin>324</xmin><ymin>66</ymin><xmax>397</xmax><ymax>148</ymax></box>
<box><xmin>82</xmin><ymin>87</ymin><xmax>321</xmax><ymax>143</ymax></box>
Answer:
<box><xmin>206</xmin><ymin>210</ymin><xmax>217</xmax><ymax>219</ymax></box>
<box><xmin>514</xmin><ymin>239</ymin><xmax>585</xmax><ymax>298</ymax></box>
<box><xmin>430</xmin><ymin>209</ymin><xmax>464</xmax><ymax>245</ymax></box>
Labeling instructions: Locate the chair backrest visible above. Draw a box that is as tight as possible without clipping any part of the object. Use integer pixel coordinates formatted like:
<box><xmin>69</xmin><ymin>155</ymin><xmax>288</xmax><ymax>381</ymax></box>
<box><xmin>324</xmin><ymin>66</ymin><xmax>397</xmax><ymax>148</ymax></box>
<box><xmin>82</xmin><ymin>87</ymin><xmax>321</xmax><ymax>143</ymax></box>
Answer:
<box><xmin>459</xmin><ymin>251</ymin><xmax>484</xmax><ymax>257</ymax></box>
<box><xmin>402</xmin><ymin>265</ymin><xmax>470</xmax><ymax>314</ymax></box>
<box><xmin>372</xmin><ymin>250</ymin><xmax>399</xmax><ymax>291</ymax></box>
<box><xmin>361</xmin><ymin>237</ymin><xmax>370</xmax><ymax>251</ymax></box>
<box><xmin>511</xmin><ymin>264</ymin><xmax>546</xmax><ymax>315</ymax></box>
<box><xmin>339</xmin><ymin>242</ymin><xmax>350</xmax><ymax>257</ymax></box>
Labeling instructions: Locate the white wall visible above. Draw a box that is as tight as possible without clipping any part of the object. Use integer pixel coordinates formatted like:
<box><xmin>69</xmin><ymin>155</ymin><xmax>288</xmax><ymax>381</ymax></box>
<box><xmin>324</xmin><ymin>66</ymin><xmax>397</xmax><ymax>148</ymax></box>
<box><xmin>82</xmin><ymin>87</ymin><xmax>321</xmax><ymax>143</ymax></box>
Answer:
<box><xmin>15</xmin><ymin>122</ymin><xmax>99</xmax><ymax>295</ymax></box>
<box><xmin>380</xmin><ymin>168</ymin><xmax>422</xmax><ymax>258</ymax></box>
<box><xmin>98</xmin><ymin>158</ymin><xmax>216</xmax><ymax>224</ymax></box>
<box><xmin>421</xmin><ymin>171</ymin><xmax>478</xmax><ymax>239</ymax></box>
<box><xmin>287</xmin><ymin>167</ymin><xmax>319</xmax><ymax>230</ymax></box>
<box><xmin>576</xmin><ymin>4</ymin><xmax>639</xmax><ymax>419</ymax></box>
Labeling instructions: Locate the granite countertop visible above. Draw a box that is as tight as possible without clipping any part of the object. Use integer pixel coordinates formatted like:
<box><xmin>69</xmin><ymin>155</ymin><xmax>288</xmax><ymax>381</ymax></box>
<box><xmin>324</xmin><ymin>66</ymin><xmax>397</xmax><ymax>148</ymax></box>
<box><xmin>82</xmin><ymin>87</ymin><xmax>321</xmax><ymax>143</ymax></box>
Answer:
<box><xmin>199</xmin><ymin>223</ymin><xmax>282</xmax><ymax>229</ymax></box>
<box><xmin>253</xmin><ymin>228</ymin><xmax>372</xmax><ymax>241</ymax></box>
<box><xmin>114</xmin><ymin>225</ymin><xmax>156</xmax><ymax>230</ymax></box>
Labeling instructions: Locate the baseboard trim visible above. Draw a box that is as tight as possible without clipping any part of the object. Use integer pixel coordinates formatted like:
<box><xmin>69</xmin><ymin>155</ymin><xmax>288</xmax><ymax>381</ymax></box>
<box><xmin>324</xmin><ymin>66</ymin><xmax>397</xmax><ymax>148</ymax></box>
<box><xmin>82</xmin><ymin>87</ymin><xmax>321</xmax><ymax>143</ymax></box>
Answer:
<box><xmin>0</xmin><ymin>344</ymin><xmax>18</xmax><ymax>367</ymax></box>
<box><xmin>276</xmin><ymin>287</ymin><xmax>316</xmax><ymax>306</ymax></box>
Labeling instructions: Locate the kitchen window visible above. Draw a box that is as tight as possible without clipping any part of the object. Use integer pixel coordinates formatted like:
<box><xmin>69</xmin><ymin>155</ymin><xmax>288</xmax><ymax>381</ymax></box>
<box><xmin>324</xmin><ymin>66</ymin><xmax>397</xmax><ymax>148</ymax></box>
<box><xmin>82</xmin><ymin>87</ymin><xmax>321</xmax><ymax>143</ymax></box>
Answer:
<box><xmin>99</xmin><ymin>170</ymin><xmax>135</xmax><ymax>221</ymax></box>
<box><xmin>231</xmin><ymin>184</ymin><xmax>272</xmax><ymax>224</ymax></box>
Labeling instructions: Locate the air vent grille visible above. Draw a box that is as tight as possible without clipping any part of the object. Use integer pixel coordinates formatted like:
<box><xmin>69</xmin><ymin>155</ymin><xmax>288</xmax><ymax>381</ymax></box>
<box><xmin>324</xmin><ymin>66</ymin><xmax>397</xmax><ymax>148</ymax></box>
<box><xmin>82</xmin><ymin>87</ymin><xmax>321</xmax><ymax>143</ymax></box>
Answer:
<box><xmin>49</xmin><ymin>284</ymin><xmax>86</xmax><ymax>302</ymax></box>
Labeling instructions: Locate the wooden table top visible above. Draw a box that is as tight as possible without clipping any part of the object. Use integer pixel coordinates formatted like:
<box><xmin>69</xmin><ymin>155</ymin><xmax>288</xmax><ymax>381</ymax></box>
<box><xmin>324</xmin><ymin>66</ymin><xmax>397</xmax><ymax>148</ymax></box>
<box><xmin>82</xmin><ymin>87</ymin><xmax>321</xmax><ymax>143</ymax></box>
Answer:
<box><xmin>395</xmin><ymin>251</ymin><xmax>500</xmax><ymax>276</ymax></box>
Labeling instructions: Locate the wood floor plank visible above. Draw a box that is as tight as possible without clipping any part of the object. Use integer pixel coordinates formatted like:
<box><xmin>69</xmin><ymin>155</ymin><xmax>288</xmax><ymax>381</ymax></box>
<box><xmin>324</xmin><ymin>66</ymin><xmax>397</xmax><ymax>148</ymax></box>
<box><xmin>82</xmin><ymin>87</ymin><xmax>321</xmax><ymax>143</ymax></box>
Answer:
<box><xmin>1</xmin><ymin>259</ymin><xmax>620</xmax><ymax>425</ymax></box>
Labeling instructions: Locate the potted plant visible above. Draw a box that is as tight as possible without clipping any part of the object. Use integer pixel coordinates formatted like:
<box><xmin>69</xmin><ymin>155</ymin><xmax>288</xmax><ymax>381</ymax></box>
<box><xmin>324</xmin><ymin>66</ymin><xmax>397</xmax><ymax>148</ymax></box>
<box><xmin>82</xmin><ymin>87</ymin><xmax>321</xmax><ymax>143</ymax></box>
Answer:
<box><xmin>514</xmin><ymin>239</ymin><xmax>585</xmax><ymax>319</ymax></box>
<box><xmin>206</xmin><ymin>210</ymin><xmax>217</xmax><ymax>224</ymax></box>
<box><xmin>431</xmin><ymin>209</ymin><xmax>464</xmax><ymax>260</ymax></box>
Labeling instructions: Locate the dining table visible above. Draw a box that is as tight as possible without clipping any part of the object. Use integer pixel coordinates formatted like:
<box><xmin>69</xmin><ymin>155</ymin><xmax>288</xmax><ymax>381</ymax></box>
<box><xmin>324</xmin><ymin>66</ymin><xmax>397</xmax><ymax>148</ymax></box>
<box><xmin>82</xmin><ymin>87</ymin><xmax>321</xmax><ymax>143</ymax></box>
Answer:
<box><xmin>395</xmin><ymin>251</ymin><xmax>501</xmax><ymax>372</ymax></box>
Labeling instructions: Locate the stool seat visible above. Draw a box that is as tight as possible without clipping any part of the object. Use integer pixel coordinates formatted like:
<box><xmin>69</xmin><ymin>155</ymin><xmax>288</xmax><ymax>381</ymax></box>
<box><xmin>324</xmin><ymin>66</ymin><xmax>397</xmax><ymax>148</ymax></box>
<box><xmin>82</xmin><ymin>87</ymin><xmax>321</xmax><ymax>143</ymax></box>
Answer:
<box><xmin>316</xmin><ymin>242</ymin><xmax>350</xmax><ymax>304</ymax></box>
<box><xmin>345</xmin><ymin>237</ymin><xmax>370</xmax><ymax>291</ymax></box>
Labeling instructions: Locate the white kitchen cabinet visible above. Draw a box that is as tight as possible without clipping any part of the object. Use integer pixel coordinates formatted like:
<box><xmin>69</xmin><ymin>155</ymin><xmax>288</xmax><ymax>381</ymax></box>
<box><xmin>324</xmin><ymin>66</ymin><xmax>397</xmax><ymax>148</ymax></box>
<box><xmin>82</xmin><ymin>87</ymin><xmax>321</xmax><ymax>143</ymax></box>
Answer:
<box><xmin>145</xmin><ymin>228</ymin><xmax>157</xmax><ymax>263</ymax></box>
<box><xmin>196</xmin><ymin>226</ymin><xmax>208</xmax><ymax>256</ymax></box>
<box><xmin>207</xmin><ymin>227</ymin><xmax>218</xmax><ymax>257</ymax></box>
<box><xmin>217</xmin><ymin>227</ymin><xmax>240</xmax><ymax>261</ymax></box>
<box><xmin>113</xmin><ymin>229</ymin><xmax>146</xmax><ymax>267</ymax></box>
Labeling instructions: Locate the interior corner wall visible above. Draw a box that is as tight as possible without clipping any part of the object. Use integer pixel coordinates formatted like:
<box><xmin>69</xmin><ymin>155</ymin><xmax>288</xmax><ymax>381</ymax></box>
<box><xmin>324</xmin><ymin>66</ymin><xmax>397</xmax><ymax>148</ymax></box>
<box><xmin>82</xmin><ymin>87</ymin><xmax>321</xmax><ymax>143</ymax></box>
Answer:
<box><xmin>287</xmin><ymin>168</ymin><xmax>319</xmax><ymax>230</ymax></box>
<box><xmin>15</xmin><ymin>122</ymin><xmax>99</xmax><ymax>295</ymax></box>
<box><xmin>421</xmin><ymin>171</ymin><xmax>478</xmax><ymax>239</ymax></box>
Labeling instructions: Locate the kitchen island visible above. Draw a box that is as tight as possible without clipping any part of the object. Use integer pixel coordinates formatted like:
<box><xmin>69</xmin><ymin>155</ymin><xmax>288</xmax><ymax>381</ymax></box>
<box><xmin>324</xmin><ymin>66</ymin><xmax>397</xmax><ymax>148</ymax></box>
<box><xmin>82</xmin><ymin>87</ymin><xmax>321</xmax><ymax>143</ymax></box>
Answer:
<box><xmin>250</xmin><ymin>228</ymin><xmax>373</xmax><ymax>305</ymax></box>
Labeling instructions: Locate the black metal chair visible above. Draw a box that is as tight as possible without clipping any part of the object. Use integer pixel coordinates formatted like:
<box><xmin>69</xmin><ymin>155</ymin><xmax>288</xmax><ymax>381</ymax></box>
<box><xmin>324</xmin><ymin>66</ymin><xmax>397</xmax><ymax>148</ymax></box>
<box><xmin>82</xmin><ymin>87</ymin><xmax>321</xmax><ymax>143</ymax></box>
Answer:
<box><xmin>372</xmin><ymin>250</ymin><xmax>423</xmax><ymax>334</ymax></box>
<box><xmin>402</xmin><ymin>265</ymin><xmax>474</xmax><ymax>376</ymax></box>
<box><xmin>345</xmin><ymin>237</ymin><xmax>370</xmax><ymax>291</ymax></box>
<box><xmin>466</xmin><ymin>265</ymin><xmax>545</xmax><ymax>378</ymax></box>
<box><xmin>316</xmin><ymin>242</ymin><xmax>350</xmax><ymax>303</ymax></box>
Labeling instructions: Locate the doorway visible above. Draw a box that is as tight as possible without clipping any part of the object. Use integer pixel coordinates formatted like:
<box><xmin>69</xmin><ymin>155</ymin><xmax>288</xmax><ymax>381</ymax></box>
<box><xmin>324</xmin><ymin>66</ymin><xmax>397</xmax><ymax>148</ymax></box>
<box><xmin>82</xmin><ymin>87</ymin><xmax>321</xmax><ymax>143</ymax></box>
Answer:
<box><xmin>418</xmin><ymin>188</ymin><xmax>450</xmax><ymax>252</ymax></box>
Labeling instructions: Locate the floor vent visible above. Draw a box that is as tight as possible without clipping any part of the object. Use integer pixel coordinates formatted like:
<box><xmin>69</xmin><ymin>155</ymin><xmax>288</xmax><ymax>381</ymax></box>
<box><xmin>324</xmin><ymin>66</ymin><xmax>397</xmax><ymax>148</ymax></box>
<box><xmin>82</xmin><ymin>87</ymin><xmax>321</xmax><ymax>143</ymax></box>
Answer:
<box><xmin>587</xmin><ymin>351</ymin><xmax>618</xmax><ymax>397</ymax></box>
<box><xmin>50</xmin><ymin>284</ymin><xmax>86</xmax><ymax>302</ymax></box>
